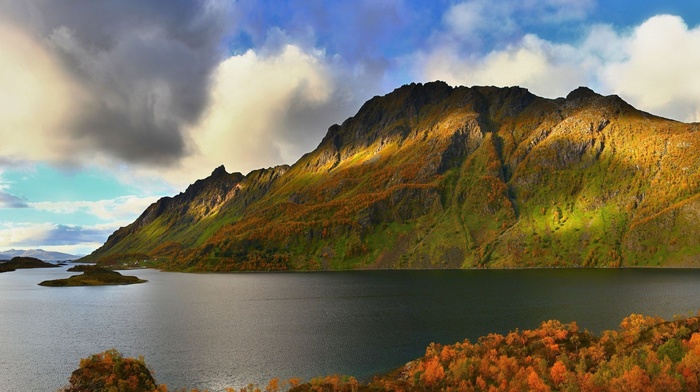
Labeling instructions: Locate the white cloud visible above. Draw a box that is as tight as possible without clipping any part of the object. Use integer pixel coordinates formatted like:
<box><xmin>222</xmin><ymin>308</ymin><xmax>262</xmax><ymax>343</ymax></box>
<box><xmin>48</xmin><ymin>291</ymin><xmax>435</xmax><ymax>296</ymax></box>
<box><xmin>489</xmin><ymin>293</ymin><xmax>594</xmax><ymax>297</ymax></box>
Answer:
<box><xmin>417</xmin><ymin>13</ymin><xmax>700</xmax><ymax>122</ymax></box>
<box><xmin>0</xmin><ymin>222</ymin><xmax>112</xmax><ymax>255</ymax></box>
<box><xmin>30</xmin><ymin>195</ymin><xmax>158</xmax><ymax>223</ymax></box>
<box><xmin>155</xmin><ymin>42</ymin><xmax>379</xmax><ymax>186</ymax></box>
<box><xmin>601</xmin><ymin>15</ymin><xmax>700</xmax><ymax>122</ymax></box>
<box><xmin>419</xmin><ymin>35</ymin><xmax>586</xmax><ymax>98</ymax></box>
<box><xmin>190</xmin><ymin>44</ymin><xmax>331</xmax><ymax>174</ymax></box>
<box><xmin>0</xmin><ymin>195</ymin><xmax>159</xmax><ymax>254</ymax></box>
<box><xmin>0</xmin><ymin>22</ymin><xmax>85</xmax><ymax>163</ymax></box>
<box><xmin>0</xmin><ymin>223</ymin><xmax>54</xmax><ymax>248</ymax></box>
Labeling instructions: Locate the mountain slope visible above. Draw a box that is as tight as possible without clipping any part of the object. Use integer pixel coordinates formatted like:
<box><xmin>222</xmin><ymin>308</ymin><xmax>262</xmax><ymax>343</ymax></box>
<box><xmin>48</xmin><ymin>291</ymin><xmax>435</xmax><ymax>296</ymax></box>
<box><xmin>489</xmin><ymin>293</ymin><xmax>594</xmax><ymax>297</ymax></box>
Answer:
<box><xmin>83</xmin><ymin>81</ymin><xmax>700</xmax><ymax>270</ymax></box>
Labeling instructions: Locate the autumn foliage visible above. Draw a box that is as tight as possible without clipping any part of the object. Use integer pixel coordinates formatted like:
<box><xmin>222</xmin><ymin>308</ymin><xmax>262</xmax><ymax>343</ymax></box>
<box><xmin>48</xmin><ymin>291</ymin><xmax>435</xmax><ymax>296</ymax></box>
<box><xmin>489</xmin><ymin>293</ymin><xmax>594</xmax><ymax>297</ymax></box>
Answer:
<box><xmin>62</xmin><ymin>349</ymin><xmax>164</xmax><ymax>392</ymax></box>
<box><xmin>370</xmin><ymin>314</ymin><xmax>700</xmax><ymax>392</ymax></box>
<box><xmin>65</xmin><ymin>313</ymin><xmax>700</xmax><ymax>392</ymax></box>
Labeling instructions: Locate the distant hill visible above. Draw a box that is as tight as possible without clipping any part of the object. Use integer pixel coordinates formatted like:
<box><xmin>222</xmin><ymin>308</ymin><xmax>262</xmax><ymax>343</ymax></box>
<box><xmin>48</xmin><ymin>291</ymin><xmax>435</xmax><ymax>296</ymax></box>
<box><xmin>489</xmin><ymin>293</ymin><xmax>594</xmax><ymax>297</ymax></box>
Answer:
<box><xmin>83</xmin><ymin>81</ymin><xmax>700</xmax><ymax>270</ymax></box>
<box><xmin>0</xmin><ymin>249</ymin><xmax>79</xmax><ymax>262</ymax></box>
<box><xmin>0</xmin><ymin>257</ymin><xmax>59</xmax><ymax>273</ymax></box>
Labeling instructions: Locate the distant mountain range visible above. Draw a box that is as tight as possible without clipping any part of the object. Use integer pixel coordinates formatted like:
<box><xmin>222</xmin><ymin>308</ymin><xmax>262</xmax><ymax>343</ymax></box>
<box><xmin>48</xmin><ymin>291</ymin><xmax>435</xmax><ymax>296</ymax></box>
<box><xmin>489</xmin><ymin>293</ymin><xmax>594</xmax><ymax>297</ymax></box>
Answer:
<box><xmin>83</xmin><ymin>81</ymin><xmax>700</xmax><ymax>270</ymax></box>
<box><xmin>0</xmin><ymin>249</ymin><xmax>79</xmax><ymax>262</ymax></box>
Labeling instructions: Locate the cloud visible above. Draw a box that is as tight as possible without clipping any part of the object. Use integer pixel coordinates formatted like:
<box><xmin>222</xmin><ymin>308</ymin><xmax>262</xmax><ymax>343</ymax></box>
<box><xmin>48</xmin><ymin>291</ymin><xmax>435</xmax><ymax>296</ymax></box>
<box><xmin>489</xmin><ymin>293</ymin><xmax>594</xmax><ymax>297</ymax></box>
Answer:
<box><xmin>0</xmin><ymin>22</ymin><xmax>83</xmax><ymax>163</ymax></box>
<box><xmin>0</xmin><ymin>222</ymin><xmax>114</xmax><ymax>255</ymax></box>
<box><xmin>2</xmin><ymin>1</ymin><xmax>699</xmax><ymax>188</ymax></box>
<box><xmin>30</xmin><ymin>195</ymin><xmax>158</xmax><ymax>223</ymax></box>
<box><xmin>443</xmin><ymin>1</ymin><xmax>516</xmax><ymax>44</ymax></box>
<box><xmin>416</xmin><ymin>13</ymin><xmax>700</xmax><ymax>122</ymax></box>
<box><xmin>0</xmin><ymin>169</ymin><xmax>28</xmax><ymax>208</ymax></box>
<box><xmin>0</xmin><ymin>0</ymin><xmax>396</xmax><ymax>185</ymax></box>
<box><xmin>0</xmin><ymin>192</ymin><xmax>158</xmax><ymax>254</ymax></box>
<box><xmin>0</xmin><ymin>191</ymin><xmax>159</xmax><ymax>251</ymax></box>
<box><xmin>160</xmin><ymin>41</ymin><xmax>387</xmax><ymax>183</ymax></box>
<box><xmin>522</xmin><ymin>0</ymin><xmax>596</xmax><ymax>23</ymax></box>
<box><xmin>0</xmin><ymin>0</ymin><xmax>232</xmax><ymax>167</ymax></box>
<box><xmin>418</xmin><ymin>34</ymin><xmax>587</xmax><ymax>98</ymax></box>
<box><xmin>0</xmin><ymin>191</ymin><xmax>28</xmax><ymax>208</ymax></box>
<box><xmin>601</xmin><ymin>15</ymin><xmax>700</xmax><ymax>122</ymax></box>
<box><xmin>38</xmin><ymin>224</ymin><xmax>113</xmax><ymax>246</ymax></box>
<box><xmin>189</xmin><ymin>44</ymin><xmax>331</xmax><ymax>174</ymax></box>
<box><xmin>441</xmin><ymin>0</ymin><xmax>595</xmax><ymax>49</ymax></box>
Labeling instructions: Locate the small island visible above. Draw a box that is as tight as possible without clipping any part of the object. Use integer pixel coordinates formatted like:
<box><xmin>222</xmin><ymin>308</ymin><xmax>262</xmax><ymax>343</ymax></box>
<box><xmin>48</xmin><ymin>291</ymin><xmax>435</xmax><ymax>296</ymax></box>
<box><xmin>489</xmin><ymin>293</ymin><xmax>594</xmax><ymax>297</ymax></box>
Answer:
<box><xmin>0</xmin><ymin>257</ymin><xmax>59</xmax><ymax>273</ymax></box>
<box><xmin>38</xmin><ymin>265</ymin><xmax>146</xmax><ymax>287</ymax></box>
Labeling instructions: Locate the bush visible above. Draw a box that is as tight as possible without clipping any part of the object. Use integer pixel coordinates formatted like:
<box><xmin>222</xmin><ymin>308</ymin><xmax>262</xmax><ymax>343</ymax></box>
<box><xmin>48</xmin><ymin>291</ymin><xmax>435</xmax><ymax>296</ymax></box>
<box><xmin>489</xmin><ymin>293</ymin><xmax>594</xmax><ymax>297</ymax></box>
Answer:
<box><xmin>63</xmin><ymin>349</ymin><xmax>165</xmax><ymax>392</ymax></box>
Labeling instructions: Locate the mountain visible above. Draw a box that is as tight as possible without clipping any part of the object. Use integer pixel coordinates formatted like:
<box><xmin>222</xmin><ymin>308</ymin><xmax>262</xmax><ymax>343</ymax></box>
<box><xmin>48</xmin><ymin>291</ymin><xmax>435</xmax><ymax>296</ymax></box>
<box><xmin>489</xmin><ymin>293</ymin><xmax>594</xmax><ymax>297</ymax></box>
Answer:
<box><xmin>83</xmin><ymin>81</ymin><xmax>700</xmax><ymax>271</ymax></box>
<box><xmin>0</xmin><ymin>249</ymin><xmax>79</xmax><ymax>262</ymax></box>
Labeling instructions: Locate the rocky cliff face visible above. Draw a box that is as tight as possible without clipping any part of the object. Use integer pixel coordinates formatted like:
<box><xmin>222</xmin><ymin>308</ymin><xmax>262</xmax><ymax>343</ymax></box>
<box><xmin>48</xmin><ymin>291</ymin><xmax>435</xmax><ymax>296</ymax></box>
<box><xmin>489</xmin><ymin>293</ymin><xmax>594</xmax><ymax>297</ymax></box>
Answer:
<box><xmin>84</xmin><ymin>81</ymin><xmax>700</xmax><ymax>270</ymax></box>
<box><xmin>92</xmin><ymin>164</ymin><xmax>287</xmax><ymax>259</ymax></box>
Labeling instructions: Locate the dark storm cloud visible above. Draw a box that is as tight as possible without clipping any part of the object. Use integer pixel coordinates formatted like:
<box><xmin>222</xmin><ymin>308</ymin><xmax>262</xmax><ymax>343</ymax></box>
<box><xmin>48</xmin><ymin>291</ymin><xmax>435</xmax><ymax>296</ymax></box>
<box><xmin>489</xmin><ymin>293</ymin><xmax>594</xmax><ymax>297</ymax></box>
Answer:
<box><xmin>0</xmin><ymin>0</ymin><xmax>231</xmax><ymax>166</ymax></box>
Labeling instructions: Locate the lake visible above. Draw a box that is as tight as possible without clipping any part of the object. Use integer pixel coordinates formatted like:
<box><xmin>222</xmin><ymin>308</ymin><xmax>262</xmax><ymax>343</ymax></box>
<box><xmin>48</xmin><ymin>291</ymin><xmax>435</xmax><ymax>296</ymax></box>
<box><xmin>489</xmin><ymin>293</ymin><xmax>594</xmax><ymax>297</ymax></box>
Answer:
<box><xmin>2</xmin><ymin>266</ymin><xmax>700</xmax><ymax>391</ymax></box>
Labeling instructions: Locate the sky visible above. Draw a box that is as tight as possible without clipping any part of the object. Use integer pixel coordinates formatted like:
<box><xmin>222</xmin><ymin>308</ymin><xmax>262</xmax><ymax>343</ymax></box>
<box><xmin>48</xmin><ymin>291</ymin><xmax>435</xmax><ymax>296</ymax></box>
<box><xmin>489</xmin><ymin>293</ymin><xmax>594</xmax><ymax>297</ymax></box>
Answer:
<box><xmin>1</xmin><ymin>0</ymin><xmax>700</xmax><ymax>256</ymax></box>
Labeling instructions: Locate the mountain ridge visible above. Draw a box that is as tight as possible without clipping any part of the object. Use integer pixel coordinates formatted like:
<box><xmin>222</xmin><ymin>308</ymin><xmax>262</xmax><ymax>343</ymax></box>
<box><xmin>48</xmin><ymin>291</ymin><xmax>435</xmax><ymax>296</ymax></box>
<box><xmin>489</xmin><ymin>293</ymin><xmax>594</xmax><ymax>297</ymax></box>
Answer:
<box><xmin>0</xmin><ymin>249</ymin><xmax>79</xmax><ymax>261</ymax></box>
<box><xmin>83</xmin><ymin>81</ymin><xmax>700</xmax><ymax>270</ymax></box>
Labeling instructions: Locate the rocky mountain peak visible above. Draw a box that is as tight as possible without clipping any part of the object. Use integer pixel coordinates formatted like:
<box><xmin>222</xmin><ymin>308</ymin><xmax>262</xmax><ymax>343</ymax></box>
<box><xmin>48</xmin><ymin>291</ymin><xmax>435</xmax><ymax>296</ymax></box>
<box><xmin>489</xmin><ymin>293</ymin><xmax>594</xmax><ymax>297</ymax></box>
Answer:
<box><xmin>211</xmin><ymin>165</ymin><xmax>228</xmax><ymax>177</ymax></box>
<box><xmin>310</xmin><ymin>82</ymin><xmax>543</xmax><ymax>171</ymax></box>
<box><xmin>566</xmin><ymin>86</ymin><xmax>601</xmax><ymax>101</ymax></box>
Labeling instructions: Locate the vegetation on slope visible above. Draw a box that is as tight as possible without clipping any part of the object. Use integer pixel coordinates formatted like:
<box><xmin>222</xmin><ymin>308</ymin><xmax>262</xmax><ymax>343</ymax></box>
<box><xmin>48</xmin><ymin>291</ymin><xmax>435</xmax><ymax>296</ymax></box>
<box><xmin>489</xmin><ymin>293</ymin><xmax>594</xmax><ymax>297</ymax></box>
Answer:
<box><xmin>83</xmin><ymin>82</ymin><xmax>700</xmax><ymax>271</ymax></box>
<box><xmin>63</xmin><ymin>313</ymin><xmax>700</xmax><ymax>391</ymax></box>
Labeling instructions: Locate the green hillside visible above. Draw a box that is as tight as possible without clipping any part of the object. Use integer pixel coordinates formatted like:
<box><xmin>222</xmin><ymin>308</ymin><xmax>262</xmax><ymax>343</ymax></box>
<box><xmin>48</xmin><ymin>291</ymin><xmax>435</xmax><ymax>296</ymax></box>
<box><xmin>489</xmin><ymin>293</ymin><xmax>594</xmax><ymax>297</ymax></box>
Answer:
<box><xmin>82</xmin><ymin>82</ymin><xmax>700</xmax><ymax>271</ymax></box>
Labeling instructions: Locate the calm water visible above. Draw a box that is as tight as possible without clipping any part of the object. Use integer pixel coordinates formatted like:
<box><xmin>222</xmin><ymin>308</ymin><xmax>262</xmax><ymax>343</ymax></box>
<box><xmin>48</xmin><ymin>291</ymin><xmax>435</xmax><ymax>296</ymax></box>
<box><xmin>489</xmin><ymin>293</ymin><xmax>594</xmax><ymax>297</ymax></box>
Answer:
<box><xmin>2</xmin><ymin>267</ymin><xmax>700</xmax><ymax>391</ymax></box>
